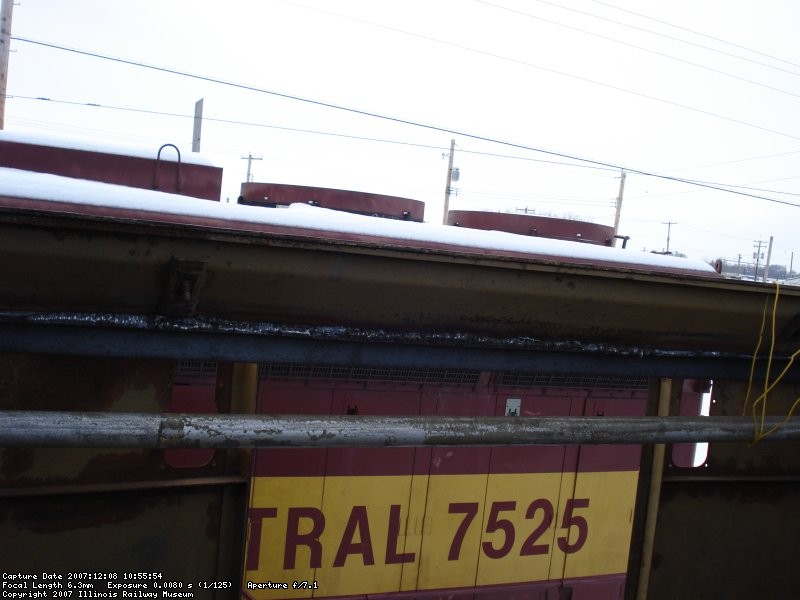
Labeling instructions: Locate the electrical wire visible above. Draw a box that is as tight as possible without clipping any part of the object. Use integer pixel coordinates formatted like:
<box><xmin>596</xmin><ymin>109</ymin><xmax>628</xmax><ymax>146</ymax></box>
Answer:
<box><xmin>268</xmin><ymin>4</ymin><xmax>800</xmax><ymax>143</ymax></box>
<box><xmin>478</xmin><ymin>0</ymin><xmax>800</xmax><ymax>100</ymax></box>
<box><xmin>534</xmin><ymin>0</ymin><xmax>800</xmax><ymax>77</ymax></box>
<box><xmin>7</xmin><ymin>94</ymin><xmax>618</xmax><ymax>174</ymax></box>
<box><xmin>660</xmin><ymin>150</ymin><xmax>800</xmax><ymax>174</ymax></box>
<box><xmin>587</xmin><ymin>0</ymin><xmax>800</xmax><ymax>71</ymax></box>
<box><xmin>12</xmin><ymin>94</ymin><xmax>799</xmax><ymax>204</ymax></box>
<box><xmin>7</xmin><ymin>95</ymin><xmax>447</xmax><ymax>152</ymax></box>
<box><xmin>9</xmin><ymin>38</ymin><xmax>800</xmax><ymax>208</ymax></box>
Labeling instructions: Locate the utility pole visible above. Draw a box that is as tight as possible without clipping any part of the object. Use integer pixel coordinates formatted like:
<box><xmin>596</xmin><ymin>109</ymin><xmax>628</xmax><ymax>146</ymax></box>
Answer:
<box><xmin>241</xmin><ymin>152</ymin><xmax>262</xmax><ymax>183</ymax></box>
<box><xmin>753</xmin><ymin>239</ymin><xmax>766</xmax><ymax>282</ymax></box>
<box><xmin>0</xmin><ymin>0</ymin><xmax>14</xmax><ymax>130</ymax></box>
<box><xmin>192</xmin><ymin>98</ymin><xmax>203</xmax><ymax>152</ymax></box>
<box><xmin>661</xmin><ymin>221</ymin><xmax>676</xmax><ymax>254</ymax></box>
<box><xmin>737</xmin><ymin>254</ymin><xmax>742</xmax><ymax>276</ymax></box>
<box><xmin>612</xmin><ymin>170</ymin><xmax>626</xmax><ymax>246</ymax></box>
<box><xmin>442</xmin><ymin>139</ymin><xmax>455</xmax><ymax>225</ymax></box>
<box><xmin>762</xmin><ymin>236</ymin><xmax>773</xmax><ymax>283</ymax></box>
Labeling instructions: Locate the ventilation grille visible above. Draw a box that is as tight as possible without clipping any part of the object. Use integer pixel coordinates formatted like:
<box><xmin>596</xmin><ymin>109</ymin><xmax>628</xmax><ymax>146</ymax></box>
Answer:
<box><xmin>261</xmin><ymin>364</ymin><xmax>481</xmax><ymax>385</ymax></box>
<box><xmin>497</xmin><ymin>372</ymin><xmax>649</xmax><ymax>390</ymax></box>
<box><xmin>175</xmin><ymin>360</ymin><xmax>218</xmax><ymax>376</ymax></box>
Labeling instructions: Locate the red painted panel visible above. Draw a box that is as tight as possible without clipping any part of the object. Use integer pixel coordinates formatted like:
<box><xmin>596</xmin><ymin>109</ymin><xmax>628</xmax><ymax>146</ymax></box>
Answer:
<box><xmin>240</xmin><ymin>182</ymin><xmax>425</xmax><ymax>222</ymax></box>
<box><xmin>325</xmin><ymin>391</ymin><xmax>422</xmax><ymax>477</ymax></box>
<box><xmin>564</xmin><ymin>574</ymin><xmax>626</xmax><ymax>600</ymax></box>
<box><xmin>254</xmin><ymin>386</ymin><xmax>333</xmax><ymax>477</ymax></box>
<box><xmin>577</xmin><ymin>394</ymin><xmax>647</xmax><ymax>473</ymax></box>
<box><xmin>489</xmin><ymin>394</ymin><xmax>572</xmax><ymax>475</ymax></box>
<box><xmin>427</xmin><ymin>392</ymin><xmax>494</xmax><ymax>475</ymax></box>
<box><xmin>164</xmin><ymin>383</ymin><xmax>216</xmax><ymax>468</ymax></box>
<box><xmin>0</xmin><ymin>139</ymin><xmax>223</xmax><ymax>200</ymax></box>
<box><xmin>447</xmin><ymin>210</ymin><xmax>614</xmax><ymax>246</ymax></box>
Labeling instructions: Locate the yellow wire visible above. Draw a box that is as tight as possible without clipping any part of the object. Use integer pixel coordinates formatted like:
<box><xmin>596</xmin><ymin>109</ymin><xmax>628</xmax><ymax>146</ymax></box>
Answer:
<box><xmin>745</xmin><ymin>282</ymin><xmax>800</xmax><ymax>443</ymax></box>
<box><xmin>742</xmin><ymin>290</ymin><xmax>770</xmax><ymax>419</ymax></box>
<box><xmin>753</xmin><ymin>283</ymin><xmax>780</xmax><ymax>436</ymax></box>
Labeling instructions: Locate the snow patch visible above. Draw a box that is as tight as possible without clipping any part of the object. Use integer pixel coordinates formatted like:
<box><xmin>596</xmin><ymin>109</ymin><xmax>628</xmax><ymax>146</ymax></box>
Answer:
<box><xmin>0</xmin><ymin>167</ymin><xmax>716</xmax><ymax>274</ymax></box>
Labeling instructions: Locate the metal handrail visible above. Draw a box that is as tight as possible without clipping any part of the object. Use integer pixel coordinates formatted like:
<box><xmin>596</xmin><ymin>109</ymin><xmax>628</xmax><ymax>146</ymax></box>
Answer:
<box><xmin>1</xmin><ymin>412</ymin><xmax>798</xmax><ymax>448</ymax></box>
<box><xmin>153</xmin><ymin>143</ymin><xmax>182</xmax><ymax>192</ymax></box>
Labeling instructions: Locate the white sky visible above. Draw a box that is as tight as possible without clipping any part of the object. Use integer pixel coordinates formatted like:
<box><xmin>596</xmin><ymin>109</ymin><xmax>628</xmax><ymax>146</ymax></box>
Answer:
<box><xmin>5</xmin><ymin>0</ymin><xmax>800</xmax><ymax>270</ymax></box>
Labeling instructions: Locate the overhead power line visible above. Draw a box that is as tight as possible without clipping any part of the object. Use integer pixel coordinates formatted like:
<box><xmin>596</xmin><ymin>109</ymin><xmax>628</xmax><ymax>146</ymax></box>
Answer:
<box><xmin>7</xmin><ymin>94</ymin><xmax>615</xmax><ymax>172</ymax></box>
<box><xmin>478</xmin><ymin>0</ymin><xmax>800</xmax><ymax>100</ymax></box>
<box><xmin>272</xmin><ymin>4</ymin><xmax>800</xmax><ymax>143</ymax></box>
<box><xmin>531</xmin><ymin>0</ymin><xmax>800</xmax><ymax>77</ymax></box>
<box><xmin>8</xmin><ymin>38</ymin><xmax>800</xmax><ymax>209</ymax></box>
<box><xmin>587</xmin><ymin>0</ymin><xmax>800</xmax><ymax>71</ymax></box>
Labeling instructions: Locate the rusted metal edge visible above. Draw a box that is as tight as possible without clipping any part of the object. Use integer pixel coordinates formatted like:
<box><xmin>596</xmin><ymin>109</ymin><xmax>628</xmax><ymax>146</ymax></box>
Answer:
<box><xmin>0</xmin><ymin>310</ymin><xmax>744</xmax><ymax>357</ymax></box>
<box><xmin>1</xmin><ymin>412</ymin><xmax>799</xmax><ymax>448</ymax></box>
<box><xmin>2</xmin><ymin>313</ymin><xmax>797</xmax><ymax>381</ymax></box>
<box><xmin>0</xmin><ymin>476</ymin><xmax>248</xmax><ymax>498</ymax></box>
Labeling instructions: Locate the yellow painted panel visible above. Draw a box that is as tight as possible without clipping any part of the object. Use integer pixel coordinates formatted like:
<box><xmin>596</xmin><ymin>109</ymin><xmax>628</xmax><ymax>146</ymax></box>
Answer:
<box><xmin>547</xmin><ymin>471</ymin><xmax>576</xmax><ymax>581</ymax></box>
<box><xmin>399</xmin><ymin>474</ymin><xmax>429</xmax><ymax>591</ymax></box>
<box><xmin>562</xmin><ymin>471</ymin><xmax>640</xmax><ymax>579</ymax></box>
<box><xmin>243</xmin><ymin>472</ymin><xmax>638</xmax><ymax>598</ymax></box>
<box><xmin>315</xmin><ymin>476</ymin><xmax>413</xmax><ymax>595</ymax></box>
<box><xmin>244</xmin><ymin>477</ymin><xmax>324</xmax><ymax>600</ymax></box>
<box><xmin>417</xmin><ymin>473</ymin><xmax>489</xmax><ymax>590</ymax></box>
<box><xmin>476</xmin><ymin>473</ymin><xmax>563</xmax><ymax>585</ymax></box>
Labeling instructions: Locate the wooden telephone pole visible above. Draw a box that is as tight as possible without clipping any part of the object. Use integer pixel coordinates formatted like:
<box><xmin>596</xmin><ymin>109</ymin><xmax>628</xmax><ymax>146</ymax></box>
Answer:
<box><xmin>612</xmin><ymin>170</ymin><xmax>626</xmax><ymax>246</ymax></box>
<box><xmin>0</xmin><ymin>0</ymin><xmax>14</xmax><ymax>130</ymax></box>
<box><xmin>442</xmin><ymin>139</ymin><xmax>455</xmax><ymax>225</ymax></box>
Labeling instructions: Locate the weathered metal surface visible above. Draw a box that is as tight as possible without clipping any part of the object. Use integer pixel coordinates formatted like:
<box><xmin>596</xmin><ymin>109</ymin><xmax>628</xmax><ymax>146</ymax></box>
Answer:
<box><xmin>0</xmin><ymin>353</ymin><xmax>249</xmax><ymax>493</ymax></box>
<box><xmin>1</xmin><ymin>205</ymin><xmax>798</xmax><ymax>357</ymax></box>
<box><xmin>666</xmin><ymin>378</ymin><xmax>800</xmax><ymax>476</ymax></box>
<box><xmin>448</xmin><ymin>209</ymin><xmax>615</xmax><ymax>246</ymax></box>
<box><xmin>2</xmin><ymin>412</ymin><xmax>800</xmax><ymax>447</ymax></box>
<box><xmin>2</xmin><ymin>314</ymin><xmax>799</xmax><ymax>381</ymax></box>
<box><xmin>239</xmin><ymin>181</ymin><xmax>425</xmax><ymax>221</ymax></box>
<box><xmin>0</xmin><ymin>137</ymin><xmax>223</xmax><ymax>200</ymax></box>
<box><xmin>648</xmin><ymin>480</ymin><xmax>800</xmax><ymax>599</ymax></box>
<box><xmin>0</xmin><ymin>483</ymin><xmax>246</xmax><ymax>595</ymax></box>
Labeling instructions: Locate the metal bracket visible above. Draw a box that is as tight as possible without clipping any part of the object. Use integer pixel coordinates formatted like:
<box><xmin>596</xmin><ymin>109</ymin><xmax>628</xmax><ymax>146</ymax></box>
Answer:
<box><xmin>160</xmin><ymin>258</ymin><xmax>207</xmax><ymax>316</ymax></box>
<box><xmin>505</xmin><ymin>398</ymin><xmax>521</xmax><ymax>417</ymax></box>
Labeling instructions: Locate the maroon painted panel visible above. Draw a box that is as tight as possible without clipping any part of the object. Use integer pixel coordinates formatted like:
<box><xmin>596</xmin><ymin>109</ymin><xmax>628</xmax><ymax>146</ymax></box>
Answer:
<box><xmin>0</xmin><ymin>139</ymin><xmax>223</xmax><ymax>201</ymax></box>
<box><xmin>240</xmin><ymin>182</ymin><xmax>425</xmax><ymax>222</ymax></box>
<box><xmin>318</xmin><ymin>573</ymin><xmax>626</xmax><ymax>599</ymax></box>
<box><xmin>427</xmin><ymin>392</ymin><xmax>494</xmax><ymax>476</ymax></box>
<box><xmin>325</xmin><ymin>391</ymin><xmax>422</xmax><ymax>477</ymax></box>
<box><xmin>447</xmin><ymin>210</ymin><xmax>614</xmax><ymax>246</ymax></box>
<box><xmin>565</xmin><ymin>574</ymin><xmax>626</xmax><ymax>600</ymax></box>
<box><xmin>164</xmin><ymin>383</ymin><xmax>216</xmax><ymax>468</ymax></box>
<box><xmin>489</xmin><ymin>394</ymin><xmax>572</xmax><ymax>475</ymax></box>
<box><xmin>577</xmin><ymin>394</ymin><xmax>647</xmax><ymax>473</ymax></box>
<box><xmin>254</xmin><ymin>386</ymin><xmax>333</xmax><ymax>477</ymax></box>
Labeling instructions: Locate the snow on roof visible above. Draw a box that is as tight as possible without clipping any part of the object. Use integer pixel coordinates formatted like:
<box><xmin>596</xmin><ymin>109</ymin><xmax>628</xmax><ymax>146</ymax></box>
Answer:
<box><xmin>0</xmin><ymin>166</ymin><xmax>716</xmax><ymax>274</ymax></box>
<box><xmin>0</xmin><ymin>129</ymin><xmax>217</xmax><ymax>166</ymax></box>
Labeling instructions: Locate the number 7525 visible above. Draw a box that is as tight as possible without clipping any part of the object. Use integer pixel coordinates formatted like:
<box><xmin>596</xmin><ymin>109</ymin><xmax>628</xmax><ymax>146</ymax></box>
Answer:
<box><xmin>447</xmin><ymin>498</ymin><xmax>590</xmax><ymax>561</ymax></box>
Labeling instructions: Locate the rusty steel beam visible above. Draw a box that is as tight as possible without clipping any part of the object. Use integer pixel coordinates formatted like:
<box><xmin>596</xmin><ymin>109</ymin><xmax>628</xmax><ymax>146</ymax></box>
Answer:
<box><xmin>3</xmin><ymin>315</ymin><xmax>799</xmax><ymax>381</ymax></box>
<box><xmin>1</xmin><ymin>213</ymin><xmax>799</xmax><ymax>357</ymax></box>
<box><xmin>1</xmin><ymin>412</ymin><xmax>799</xmax><ymax>448</ymax></box>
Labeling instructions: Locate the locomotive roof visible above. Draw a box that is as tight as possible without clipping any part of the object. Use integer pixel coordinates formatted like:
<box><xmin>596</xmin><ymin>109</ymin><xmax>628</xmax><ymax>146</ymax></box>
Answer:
<box><xmin>0</xmin><ymin>165</ymin><xmax>716</xmax><ymax>277</ymax></box>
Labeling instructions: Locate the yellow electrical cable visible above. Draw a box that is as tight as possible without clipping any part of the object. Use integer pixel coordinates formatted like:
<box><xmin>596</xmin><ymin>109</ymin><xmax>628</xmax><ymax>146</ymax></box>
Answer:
<box><xmin>745</xmin><ymin>282</ymin><xmax>800</xmax><ymax>443</ymax></box>
<box><xmin>742</xmin><ymin>292</ymin><xmax>770</xmax><ymax>418</ymax></box>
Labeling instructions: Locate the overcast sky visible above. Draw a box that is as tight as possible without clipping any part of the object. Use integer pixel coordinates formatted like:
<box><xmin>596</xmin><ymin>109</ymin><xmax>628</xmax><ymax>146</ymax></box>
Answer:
<box><xmin>5</xmin><ymin>0</ymin><xmax>800</xmax><ymax>270</ymax></box>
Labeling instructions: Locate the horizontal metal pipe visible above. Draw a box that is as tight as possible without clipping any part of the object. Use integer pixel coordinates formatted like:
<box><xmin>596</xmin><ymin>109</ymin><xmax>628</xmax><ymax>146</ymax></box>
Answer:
<box><xmin>1</xmin><ymin>411</ymin><xmax>799</xmax><ymax>448</ymax></box>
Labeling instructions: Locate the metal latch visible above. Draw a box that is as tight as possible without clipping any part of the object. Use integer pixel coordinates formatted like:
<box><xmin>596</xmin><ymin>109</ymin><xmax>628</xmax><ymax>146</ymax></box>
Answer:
<box><xmin>160</xmin><ymin>257</ymin><xmax>207</xmax><ymax>316</ymax></box>
<box><xmin>505</xmin><ymin>398</ymin><xmax>521</xmax><ymax>417</ymax></box>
